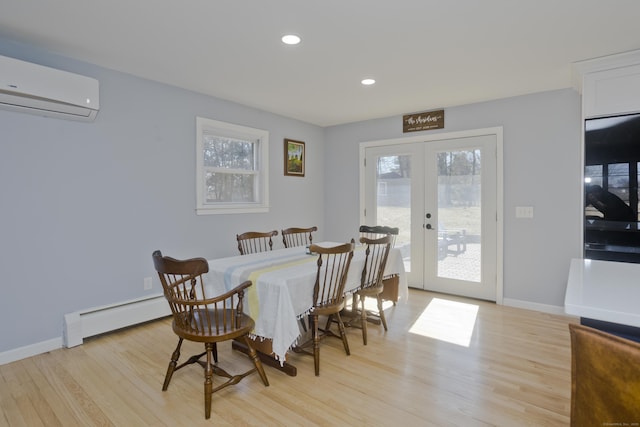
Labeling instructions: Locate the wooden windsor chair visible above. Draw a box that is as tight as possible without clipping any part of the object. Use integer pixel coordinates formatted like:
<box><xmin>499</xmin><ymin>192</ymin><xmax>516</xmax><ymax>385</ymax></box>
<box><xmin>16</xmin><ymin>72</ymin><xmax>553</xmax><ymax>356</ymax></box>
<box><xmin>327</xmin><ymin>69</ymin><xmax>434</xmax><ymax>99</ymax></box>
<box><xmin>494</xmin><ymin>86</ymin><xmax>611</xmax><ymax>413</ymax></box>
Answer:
<box><xmin>293</xmin><ymin>240</ymin><xmax>355</xmax><ymax>376</ymax></box>
<box><xmin>359</xmin><ymin>225</ymin><xmax>400</xmax><ymax>305</ymax></box>
<box><xmin>236</xmin><ymin>230</ymin><xmax>278</xmax><ymax>255</ymax></box>
<box><xmin>354</xmin><ymin>235</ymin><xmax>392</xmax><ymax>344</ymax></box>
<box><xmin>281</xmin><ymin>226</ymin><xmax>318</xmax><ymax>248</ymax></box>
<box><xmin>359</xmin><ymin>225</ymin><xmax>398</xmax><ymax>247</ymax></box>
<box><xmin>152</xmin><ymin>250</ymin><xmax>269</xmax><ymax>419</ymax></box>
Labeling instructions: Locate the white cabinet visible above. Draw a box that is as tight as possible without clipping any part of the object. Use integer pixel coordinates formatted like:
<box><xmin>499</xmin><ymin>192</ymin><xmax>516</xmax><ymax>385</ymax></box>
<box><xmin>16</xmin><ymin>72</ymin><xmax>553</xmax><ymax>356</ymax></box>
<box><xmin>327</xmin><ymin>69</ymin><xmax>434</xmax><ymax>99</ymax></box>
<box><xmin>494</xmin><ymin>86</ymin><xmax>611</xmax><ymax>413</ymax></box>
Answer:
<box><xmin>574</xmin><ymin>50</ymin><xmax>640</xmax><ymax>118</ymax></box>
<box><xmin>583</xmin><ymin>64</ymin><xmax>640</xmax><ymax>118</ymax></box>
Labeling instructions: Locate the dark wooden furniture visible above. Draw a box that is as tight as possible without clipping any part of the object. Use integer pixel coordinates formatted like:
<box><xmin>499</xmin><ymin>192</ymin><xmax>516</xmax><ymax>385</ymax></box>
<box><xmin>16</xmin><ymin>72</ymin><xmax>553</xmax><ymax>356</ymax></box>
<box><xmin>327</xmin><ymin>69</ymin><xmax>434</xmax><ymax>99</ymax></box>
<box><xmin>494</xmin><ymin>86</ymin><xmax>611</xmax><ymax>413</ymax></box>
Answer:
<box><xmin>354</xmin><ymin>235</ymin><xmax>392</xmax><ymax>345</ymax></box>
<box><xmin>207</xmin><ymin>241</ymin><xmax>405</xmax><ymax>377</ymax></box>
<box><xmin>152</xmin><ymin>250</ymin><xmax>269</xmax><ymax>419</ymax></box>
<box><xmin>438</xmin><ymin>228</ymin><xmax>467</xmax><ymax>260</ymax></box>
<box><xmin>359</xmin><ymin>225</ymin><xmax>398</xmax><ymax>247</ymax></box>
<box><xmin>231</xmin><ymin>334</ymin><xmax>298</xmax><ymax>376</ymax></box>
<box><xmin>359</xmin><ymin>225</ymin><xmax>400</xmax><ymax>304</ymax></box>
<box><xmin>236</xmin><ymin>230</ymin><xmax>278</xmax><ymax>255</ymax></box>
<box><xmin>281</xmin><ymin>226</ymin><xmax>318</xmax><ymax>248</ymax></box>
<box><xmin>294</xmin><ymin>240</ymin><xmax>354</xmax><ymax>376</ymax></box>
<box><xmin>569</xmin><ymin>323</ymin><xmax>640</xmax><ymax>426</ymax></box>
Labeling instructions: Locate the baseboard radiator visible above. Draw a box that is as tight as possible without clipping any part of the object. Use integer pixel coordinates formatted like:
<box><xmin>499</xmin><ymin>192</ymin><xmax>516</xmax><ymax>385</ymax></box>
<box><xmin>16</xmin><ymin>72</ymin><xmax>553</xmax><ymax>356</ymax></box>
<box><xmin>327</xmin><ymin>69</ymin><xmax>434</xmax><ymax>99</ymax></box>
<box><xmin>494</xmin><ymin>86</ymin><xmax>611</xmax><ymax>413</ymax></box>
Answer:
<box><xmin>63</xmin><ymin>294</ymin><xmax>170</xmax><ymax>347</ymax></box>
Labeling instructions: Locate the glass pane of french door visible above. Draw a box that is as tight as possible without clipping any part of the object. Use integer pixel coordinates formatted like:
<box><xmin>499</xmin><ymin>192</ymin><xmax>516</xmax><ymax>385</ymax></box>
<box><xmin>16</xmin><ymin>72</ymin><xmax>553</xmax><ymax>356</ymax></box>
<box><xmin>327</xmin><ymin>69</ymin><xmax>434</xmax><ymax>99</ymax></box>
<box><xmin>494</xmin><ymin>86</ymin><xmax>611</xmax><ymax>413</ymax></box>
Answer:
<box><xmin>436</xmin><ymin>148</ymin><xmax>482</xmax><ymax>282</ymax></box>
<box><xmin>374</xmin><ymin>154</ymin><xmax>412</xmax><ymax>274</ymax></box>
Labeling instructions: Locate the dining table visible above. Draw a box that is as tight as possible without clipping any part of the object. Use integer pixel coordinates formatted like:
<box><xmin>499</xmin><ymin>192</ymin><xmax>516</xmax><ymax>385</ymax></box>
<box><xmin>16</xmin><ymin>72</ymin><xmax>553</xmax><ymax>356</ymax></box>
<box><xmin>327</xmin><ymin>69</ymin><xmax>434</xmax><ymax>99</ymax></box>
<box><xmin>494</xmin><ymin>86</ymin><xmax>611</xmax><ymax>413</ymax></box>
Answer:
<box><xmin>205</xmin><ymin>241</ymin><xmax>407</xmax><ymax>376</ymax></box>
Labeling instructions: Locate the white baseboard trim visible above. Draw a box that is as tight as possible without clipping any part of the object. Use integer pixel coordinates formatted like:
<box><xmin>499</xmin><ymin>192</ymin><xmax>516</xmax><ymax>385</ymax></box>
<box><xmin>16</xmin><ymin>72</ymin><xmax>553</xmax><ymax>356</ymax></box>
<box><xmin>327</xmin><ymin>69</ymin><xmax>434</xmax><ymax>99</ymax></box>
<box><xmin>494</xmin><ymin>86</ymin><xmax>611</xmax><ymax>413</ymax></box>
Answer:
<box><xmin>502</xmin><ymin>297</ymin><xmax>572</xmax><ymax>317</ymax></box>
<box><xmin>0</xmin><ymin>337</ymin><xmax>63</xmax><ymax>366</ymax></box>
<box><xmin>2</xmin><ymin>294</ymin><xmax>170</xmax><ymax>365</ymax></box>
<box><xmin>64</xmin><ymin>293</ymin><xmax>170</xmax><ymax>348</ymax></box>
<box><xmin>1</xmin><ymin>294</ymin><xmax>170</xmax><ymax>366</ymax></box>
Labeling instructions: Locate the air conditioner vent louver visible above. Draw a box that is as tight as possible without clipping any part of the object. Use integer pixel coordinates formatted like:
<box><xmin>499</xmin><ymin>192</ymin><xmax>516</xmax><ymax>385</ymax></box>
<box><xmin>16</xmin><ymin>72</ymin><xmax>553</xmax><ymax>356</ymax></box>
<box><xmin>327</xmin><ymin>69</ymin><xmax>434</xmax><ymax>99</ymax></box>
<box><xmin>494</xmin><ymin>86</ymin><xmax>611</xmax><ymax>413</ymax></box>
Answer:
<box><xmin>0</xmin><ymin>55</ymin><xmax>99</xmax><ymax>122</ymax></box>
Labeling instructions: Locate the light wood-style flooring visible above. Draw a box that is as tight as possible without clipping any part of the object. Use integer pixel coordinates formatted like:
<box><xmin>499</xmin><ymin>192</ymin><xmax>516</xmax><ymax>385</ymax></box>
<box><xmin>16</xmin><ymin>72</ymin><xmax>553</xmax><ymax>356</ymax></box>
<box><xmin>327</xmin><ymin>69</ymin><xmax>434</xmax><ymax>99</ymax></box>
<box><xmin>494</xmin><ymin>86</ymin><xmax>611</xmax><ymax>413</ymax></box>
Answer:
<box><xmin>0</xmin><ymin>289</ymin><xmax>576</xmax><ymax>426</ymax></box>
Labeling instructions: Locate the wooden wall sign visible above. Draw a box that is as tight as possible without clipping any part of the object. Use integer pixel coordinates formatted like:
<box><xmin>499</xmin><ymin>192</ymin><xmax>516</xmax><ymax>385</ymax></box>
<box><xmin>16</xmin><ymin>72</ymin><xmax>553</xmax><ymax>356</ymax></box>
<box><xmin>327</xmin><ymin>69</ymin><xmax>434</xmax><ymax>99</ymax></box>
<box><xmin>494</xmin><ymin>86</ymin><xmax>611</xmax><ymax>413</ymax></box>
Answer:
<box><xmin>403</xmin><ymin>109</ymin><xmax>444</xmax><ymax>133</ymax></box>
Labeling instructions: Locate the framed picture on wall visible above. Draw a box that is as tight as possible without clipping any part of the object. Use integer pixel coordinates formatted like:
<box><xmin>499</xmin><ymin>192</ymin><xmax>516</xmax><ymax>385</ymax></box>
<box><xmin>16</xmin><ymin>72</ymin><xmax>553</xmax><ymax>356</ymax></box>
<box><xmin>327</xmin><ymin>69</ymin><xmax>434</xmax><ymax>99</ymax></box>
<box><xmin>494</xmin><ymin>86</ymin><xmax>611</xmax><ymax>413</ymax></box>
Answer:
<box><xmin>284</xmin><ymin>139</ymin><xmax>305</xmax><ymax>177</ymax></box>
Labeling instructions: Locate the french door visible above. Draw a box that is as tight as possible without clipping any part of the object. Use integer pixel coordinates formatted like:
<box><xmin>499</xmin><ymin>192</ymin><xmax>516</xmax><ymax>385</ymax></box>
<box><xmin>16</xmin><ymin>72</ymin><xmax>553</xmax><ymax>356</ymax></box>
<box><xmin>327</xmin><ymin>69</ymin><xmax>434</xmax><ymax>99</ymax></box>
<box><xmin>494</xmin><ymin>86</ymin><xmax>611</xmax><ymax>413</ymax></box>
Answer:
<box><xmin>361</xmin><ymin>130</ymin><xmax>501</xmax><ymax>301</ymax></box>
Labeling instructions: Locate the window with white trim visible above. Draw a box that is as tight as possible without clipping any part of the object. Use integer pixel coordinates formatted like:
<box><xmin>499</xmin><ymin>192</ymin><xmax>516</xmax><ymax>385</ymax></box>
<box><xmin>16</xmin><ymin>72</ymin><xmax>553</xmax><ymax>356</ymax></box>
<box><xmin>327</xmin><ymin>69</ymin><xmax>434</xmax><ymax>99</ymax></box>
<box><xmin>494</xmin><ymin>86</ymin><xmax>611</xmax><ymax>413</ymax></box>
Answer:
<box><xmin>196</xmin><ymin>117</ymin><xmax>269</xmax><ymax>214</ymax></box>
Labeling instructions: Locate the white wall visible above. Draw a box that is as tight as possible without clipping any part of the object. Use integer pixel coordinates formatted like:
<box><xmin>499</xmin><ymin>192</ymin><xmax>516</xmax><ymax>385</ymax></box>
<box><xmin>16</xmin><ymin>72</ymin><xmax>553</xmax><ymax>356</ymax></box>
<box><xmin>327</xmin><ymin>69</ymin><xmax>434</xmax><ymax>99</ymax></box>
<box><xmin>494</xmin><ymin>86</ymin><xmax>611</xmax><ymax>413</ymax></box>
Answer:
<box><xmin>0</xmin><ymin>39</ymin><xmax>325</xmax><ymax>354</ymax></box>
<box><xmin>324</xmin><ymin>89</ymin><xmax>583</xmax><ymax>309</ymax></box>
<box><xmin>0</xmin><ymin>37</ymin><xmax>584</xmax><ymax>360</ymax></box>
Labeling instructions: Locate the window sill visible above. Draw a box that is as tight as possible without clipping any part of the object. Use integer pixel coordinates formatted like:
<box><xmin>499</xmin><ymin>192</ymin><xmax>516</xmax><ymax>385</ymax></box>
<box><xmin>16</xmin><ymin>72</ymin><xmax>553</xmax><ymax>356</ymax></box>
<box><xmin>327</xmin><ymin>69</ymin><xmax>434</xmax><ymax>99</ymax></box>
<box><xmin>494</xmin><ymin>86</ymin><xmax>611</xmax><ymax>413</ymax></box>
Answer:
<box><xmin>196</xmin><ymin>205</ymin><xmax>269</xmax><ymax>215</ymax></box>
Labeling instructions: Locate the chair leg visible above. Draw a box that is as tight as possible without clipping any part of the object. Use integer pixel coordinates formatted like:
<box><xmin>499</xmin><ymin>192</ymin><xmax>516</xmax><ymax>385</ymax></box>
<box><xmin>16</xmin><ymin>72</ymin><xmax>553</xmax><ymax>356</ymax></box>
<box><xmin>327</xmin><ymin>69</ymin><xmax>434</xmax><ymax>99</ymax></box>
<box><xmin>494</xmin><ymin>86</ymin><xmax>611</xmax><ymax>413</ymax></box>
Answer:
<box><xmin>361</xmin><ymin>296</ymin><xmax>368</xmax><ymax>345</ymax></box>
<box><xmin>336</xmin><ymin>312</ymin><xmax>350</xmax><ymax>355</ymax></box>
<box><xmin>242</xmin><ymin>336</ymin><xmax>269</xmax><ymax>386</ymax></box>
<box><xmin>213</xmin><ymin>342</ymin><xmax>218</xmax><ymax>363</ymax></box>
<box><xmin>311</xmin><ymin>314</ymin><xmax>321</xmax><ymax>376</ymax></box>
<box><xmin>204</xmin><ymin>342</ymin><xmax>214</xmax><ymax>420</ymax></box>
<box><xmin>324</xmin><ymin>314</ymin><xmax>334</xmax><ymax>331</ymax></box>
<box><xmin>299</xmin><ymin>317</ymin><xmax>308</xmax><ymax>332</ymax></box>
<box><xmin>377</xmin><ymin>295</ymin><xmax>388</xmax><ymax>331</ymax></box>
<box><xmin>163</xmin><ymin>338</ymin><xmax>183</xmax><ymax>391</ymax></box>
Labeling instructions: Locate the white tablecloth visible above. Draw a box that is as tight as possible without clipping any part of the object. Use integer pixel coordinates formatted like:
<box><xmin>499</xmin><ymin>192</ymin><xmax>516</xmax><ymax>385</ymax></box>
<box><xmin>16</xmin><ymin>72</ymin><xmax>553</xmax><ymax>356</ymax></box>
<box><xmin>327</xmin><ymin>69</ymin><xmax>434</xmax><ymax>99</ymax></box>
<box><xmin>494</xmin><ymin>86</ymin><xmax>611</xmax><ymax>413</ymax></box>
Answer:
<box><xmin>206</xmin><ymin>242</ymin><xmax>407</xmax><ymax>362</ymax></box>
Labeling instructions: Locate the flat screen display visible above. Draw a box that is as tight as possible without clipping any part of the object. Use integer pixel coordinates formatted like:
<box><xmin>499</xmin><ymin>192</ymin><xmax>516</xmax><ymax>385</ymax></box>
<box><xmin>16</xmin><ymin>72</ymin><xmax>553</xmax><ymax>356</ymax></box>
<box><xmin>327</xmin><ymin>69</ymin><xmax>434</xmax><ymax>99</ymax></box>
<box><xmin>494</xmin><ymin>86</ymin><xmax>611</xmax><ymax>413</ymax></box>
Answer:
<box><xmin>584</xmin><ymin>113</ymin><xmax>640</xmax><ymax>263</ymax></box>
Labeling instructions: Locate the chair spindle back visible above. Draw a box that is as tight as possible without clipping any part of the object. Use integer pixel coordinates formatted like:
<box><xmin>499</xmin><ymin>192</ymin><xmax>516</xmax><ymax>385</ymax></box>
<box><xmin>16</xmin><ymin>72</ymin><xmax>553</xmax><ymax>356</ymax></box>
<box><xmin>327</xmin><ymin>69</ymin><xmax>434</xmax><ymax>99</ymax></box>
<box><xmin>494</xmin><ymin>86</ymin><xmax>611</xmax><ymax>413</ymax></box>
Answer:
<box><xmin>282</xmin><ymin>226</ymin><xmax>318</xmax><ymax>248</ymax></box>
<box><xmin>359</xmin><ymin>225</ymin><xmax>399</xmax><ymax>248</ymax></box>
<box><xmin>359</xmin><ymin>235</ymin><xmax>392</xmax><ymax>292</ymax></box>
<box><xmin>236</xmin><ymin>230</ymin><xmax>278</xmax><ymax>255</ymax></box>
<box><xmin>310</xmin><ymin>240</ymin><xmax>355</xmax><ymax>309</ymax></box>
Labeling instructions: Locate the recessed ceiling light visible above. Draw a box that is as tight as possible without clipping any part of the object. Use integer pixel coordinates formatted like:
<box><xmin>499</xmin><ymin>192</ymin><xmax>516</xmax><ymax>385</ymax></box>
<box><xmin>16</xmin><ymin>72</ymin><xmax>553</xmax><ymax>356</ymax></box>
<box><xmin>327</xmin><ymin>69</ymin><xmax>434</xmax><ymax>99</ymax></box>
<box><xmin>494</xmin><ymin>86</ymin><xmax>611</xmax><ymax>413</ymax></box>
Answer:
<box><xmin>281</xmin><ymin>34</ymin><xmax>301</xmax><ymax>45</ymax></box>
<box><xmin>361</xmin><ymin>78</ymin><xmax>376</xmax><ymax>86</ymax></box>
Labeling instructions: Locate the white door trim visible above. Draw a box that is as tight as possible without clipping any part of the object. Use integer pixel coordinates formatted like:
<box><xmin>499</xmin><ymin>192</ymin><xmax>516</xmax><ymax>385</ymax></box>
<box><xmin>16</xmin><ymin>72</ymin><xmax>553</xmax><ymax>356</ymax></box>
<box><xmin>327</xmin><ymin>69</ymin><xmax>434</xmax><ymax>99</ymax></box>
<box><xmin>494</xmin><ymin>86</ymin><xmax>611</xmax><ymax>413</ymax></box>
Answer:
<box><xmin>359</xmin><ymin>127</ymin><xmax>504</xmax><ymax>304</ymax></box>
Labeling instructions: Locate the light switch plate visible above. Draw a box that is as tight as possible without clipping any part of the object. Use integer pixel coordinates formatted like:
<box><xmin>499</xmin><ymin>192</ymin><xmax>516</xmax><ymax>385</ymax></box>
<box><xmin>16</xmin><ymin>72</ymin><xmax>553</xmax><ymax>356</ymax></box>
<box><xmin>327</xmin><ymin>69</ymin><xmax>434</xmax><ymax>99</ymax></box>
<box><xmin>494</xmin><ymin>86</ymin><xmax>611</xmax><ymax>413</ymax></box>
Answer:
<box><xmin>515</xmin><ymin>206</ymin><xmax>534</xmax><ymax>218</ymax></box>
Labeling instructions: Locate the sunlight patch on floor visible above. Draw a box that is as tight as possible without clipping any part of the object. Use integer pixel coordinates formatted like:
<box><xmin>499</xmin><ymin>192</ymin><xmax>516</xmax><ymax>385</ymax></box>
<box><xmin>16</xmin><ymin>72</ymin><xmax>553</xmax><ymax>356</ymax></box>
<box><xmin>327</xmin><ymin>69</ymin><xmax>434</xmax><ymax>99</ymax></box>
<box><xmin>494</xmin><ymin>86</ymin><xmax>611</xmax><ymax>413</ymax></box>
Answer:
<box><xmin>409</xmin><ymin>298</ymin><xmax>479</xmax><ymax>347</ymax></box>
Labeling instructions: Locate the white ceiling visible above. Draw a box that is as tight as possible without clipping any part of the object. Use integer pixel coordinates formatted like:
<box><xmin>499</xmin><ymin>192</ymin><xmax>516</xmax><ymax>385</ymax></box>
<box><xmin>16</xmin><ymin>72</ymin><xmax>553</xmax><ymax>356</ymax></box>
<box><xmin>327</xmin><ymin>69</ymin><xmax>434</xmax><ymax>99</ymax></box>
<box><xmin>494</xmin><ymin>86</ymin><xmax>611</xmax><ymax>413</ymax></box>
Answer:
<box><xmin>2</xmin><ymin>0</ymin><xmax>640</xmax><ymax>127</ymax></box>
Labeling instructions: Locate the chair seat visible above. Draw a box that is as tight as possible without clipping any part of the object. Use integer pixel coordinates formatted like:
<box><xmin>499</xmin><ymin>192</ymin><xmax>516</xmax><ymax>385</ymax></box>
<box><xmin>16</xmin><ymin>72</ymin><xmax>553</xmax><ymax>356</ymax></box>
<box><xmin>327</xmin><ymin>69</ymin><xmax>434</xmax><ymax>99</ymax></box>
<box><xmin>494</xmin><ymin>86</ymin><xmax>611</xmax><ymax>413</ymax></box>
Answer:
<box><xmin>356</xmin><ymin>284</ymin><xmax>384</xmax><ymax>297</ymax></box>
<box><xmin>172</xmin><ymin>310</ymin><xmax>255</xmax><ymax>342</ymax></box>
<box><xmin>311</xmin><ymin>300</ymin><xmax>346</xmax><ymax>317</ymax></box>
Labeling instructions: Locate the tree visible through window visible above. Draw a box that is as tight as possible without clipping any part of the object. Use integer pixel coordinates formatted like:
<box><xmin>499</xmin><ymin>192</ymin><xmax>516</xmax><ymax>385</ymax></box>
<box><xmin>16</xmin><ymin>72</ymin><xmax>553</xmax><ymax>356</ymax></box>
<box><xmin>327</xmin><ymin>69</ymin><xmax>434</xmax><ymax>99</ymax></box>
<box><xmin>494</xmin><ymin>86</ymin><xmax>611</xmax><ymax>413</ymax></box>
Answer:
<box><xmin>196</xmin><ymin>117</ymin><xmax>269</xmax><ymax>214</ymax></box>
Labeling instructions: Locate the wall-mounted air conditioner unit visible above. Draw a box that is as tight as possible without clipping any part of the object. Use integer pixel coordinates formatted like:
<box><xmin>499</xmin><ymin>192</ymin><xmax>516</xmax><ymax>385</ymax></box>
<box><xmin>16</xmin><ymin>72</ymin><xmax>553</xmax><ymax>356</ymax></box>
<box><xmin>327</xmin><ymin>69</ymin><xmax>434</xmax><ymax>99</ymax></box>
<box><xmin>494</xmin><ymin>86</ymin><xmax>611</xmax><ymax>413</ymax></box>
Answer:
<box><xmin>0</xmin><ymin>54</ymin><xmax>99</xmax><ymax>122</ymax></box>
